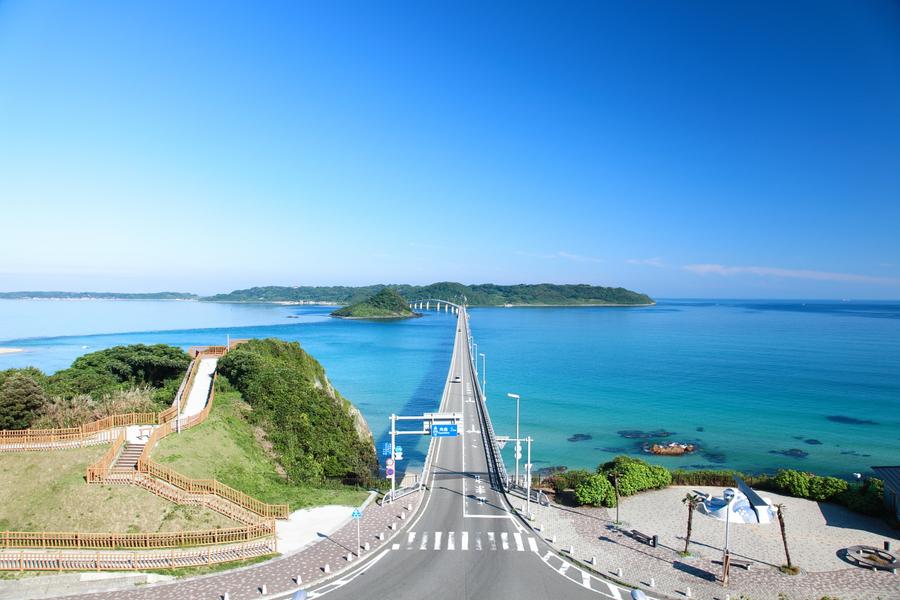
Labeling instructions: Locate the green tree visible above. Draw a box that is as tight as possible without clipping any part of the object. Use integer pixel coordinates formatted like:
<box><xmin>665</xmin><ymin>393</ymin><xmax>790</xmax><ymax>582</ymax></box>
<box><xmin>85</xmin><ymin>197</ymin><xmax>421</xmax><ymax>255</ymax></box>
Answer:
<box><xmin>0</xmin><ymin>373</ymin><xmax>47</xmax><ymax>429</ymax></box>
<box><xmin>599</xmin><ymin>456</ymin><xmax>671</xmax><ymax>496</ymax></box>
<box><xmin>775</xmin><ymin>503</ymin><xmax>794</xmax><ymax>571</ymax></box>
<box><xmin>574</xmin><ymin>474</ymin><xmax>616</xmax><ymax>507</ymax></box>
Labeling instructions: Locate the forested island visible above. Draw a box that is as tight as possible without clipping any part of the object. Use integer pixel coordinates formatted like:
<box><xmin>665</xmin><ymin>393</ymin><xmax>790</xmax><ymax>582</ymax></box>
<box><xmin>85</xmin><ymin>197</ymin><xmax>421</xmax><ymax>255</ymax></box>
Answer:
<box><xmin>205</xmin><ymin>282</ymin><xmax>654</xmax><ymax>306</ymax></box>
<box><xmin>0</xmin><ymin>291</ymin><xmax>196</xmax><ymax>300</ymax></box>
<box><xmin>331</xmin><ymin>288</ymin><xmax>418</xmax><ymax>319</ymax></box>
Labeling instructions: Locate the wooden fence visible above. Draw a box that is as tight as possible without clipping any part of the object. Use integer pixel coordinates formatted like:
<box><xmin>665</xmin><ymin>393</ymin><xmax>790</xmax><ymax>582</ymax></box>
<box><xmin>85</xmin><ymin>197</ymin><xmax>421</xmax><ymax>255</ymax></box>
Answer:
<box><xmin>0</xmin><ymin>539</ymin><xmax>275</xmax><ymax>571</ymax></box>
<box><xmin>85</xmin><ymin>431</ymin><xmax>126</xmax><ymax>483</ymax></box>
<box><xmin>0</xmin><ymin>521</ymin><xmax>275</xmax><ymax>550</ymax></box>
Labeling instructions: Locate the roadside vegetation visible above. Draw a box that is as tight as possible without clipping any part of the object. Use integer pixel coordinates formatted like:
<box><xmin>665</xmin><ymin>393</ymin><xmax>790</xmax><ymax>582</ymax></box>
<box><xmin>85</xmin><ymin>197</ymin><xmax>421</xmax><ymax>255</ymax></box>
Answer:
<box><xmin>0</xmin><ymin>446</ymin><xmax>236</xmax><ymax>533</ymax></box>
<box><xmin>545</xmin><ymin>456</ymin><xmax>887</xmax><ymax>519</ymax></box>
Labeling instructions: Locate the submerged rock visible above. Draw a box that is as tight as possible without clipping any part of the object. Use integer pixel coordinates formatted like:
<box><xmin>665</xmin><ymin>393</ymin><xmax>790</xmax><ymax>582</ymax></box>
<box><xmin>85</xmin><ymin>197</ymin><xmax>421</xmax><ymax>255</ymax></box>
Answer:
<box><xmin>826</xmin><ymin>415</ymin><xmax>878</xmax><ymax>425</ymax></box>
<box><xmin>769</xmin><ymin>448</ymin><xmax>809</xmax><ymax>458</ymax></box>
<box><xmin>567</xmin><ymin>433</ymin><xmax>592</xmax><ymax>442</ymax></box>
<box><xmin>804</xmin><ymin>439</ymin><xmax>822</xmax><ymax>445</ymax></box>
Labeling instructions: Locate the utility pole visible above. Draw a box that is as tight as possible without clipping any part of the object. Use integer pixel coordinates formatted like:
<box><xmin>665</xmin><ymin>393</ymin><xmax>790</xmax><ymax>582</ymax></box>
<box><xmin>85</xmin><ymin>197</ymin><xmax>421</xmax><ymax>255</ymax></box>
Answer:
<box><xmin>390</xmin><ymin>414</ymin><xmax>397</xmax><ymax>503</ymax></box>
<box><xmin>525</xmin><ymin>436</ymin><xmax>533</xmax><ymax>519</ymax></box>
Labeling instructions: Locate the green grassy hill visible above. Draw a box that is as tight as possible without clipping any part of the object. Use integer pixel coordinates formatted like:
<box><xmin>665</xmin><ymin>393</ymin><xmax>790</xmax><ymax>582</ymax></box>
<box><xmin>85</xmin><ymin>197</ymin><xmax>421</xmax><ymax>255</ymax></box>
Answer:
<box><xmin>331</xmin><ymin>288</ymin><xmax>415</xmax><ymax>319</ymax></box>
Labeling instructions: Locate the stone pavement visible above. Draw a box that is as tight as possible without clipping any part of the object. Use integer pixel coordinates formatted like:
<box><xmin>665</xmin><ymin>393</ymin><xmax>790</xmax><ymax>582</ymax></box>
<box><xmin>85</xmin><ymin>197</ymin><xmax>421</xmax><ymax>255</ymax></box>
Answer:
<box><xmin>523</xmin><ymin>495</ymin><xmax>900</xmax><ymax>600</ymax></box>
<box><xmin>60</xmin><ymin>491</ymin><xmax>423</xmax><ymax>600</ymax></box>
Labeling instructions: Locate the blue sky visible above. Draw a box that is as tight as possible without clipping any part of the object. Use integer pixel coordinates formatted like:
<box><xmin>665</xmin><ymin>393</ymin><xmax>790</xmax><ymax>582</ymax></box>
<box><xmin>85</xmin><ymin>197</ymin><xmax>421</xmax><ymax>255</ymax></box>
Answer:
<box><xmin>1</xmin><ymin>1</ymin><xmax>899</xmax><ymax>298</ymax></box>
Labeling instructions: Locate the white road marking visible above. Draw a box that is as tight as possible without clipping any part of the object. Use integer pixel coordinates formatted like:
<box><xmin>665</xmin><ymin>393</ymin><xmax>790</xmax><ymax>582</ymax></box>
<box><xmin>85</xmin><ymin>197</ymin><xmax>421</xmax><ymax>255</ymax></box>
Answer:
<box><xmin>513</xmin><ymin>532</ymin><xmax>524</xmax><ymax>551</ymax></box>
<box><xmin>434</xmin><ymin>531</ymin><xmax>442</xmax><ymax>550</ymax></box>
<box><xmin>501</xmin><ymin>532</ymin><xmax>509</xmax><ymax>550</ymax></box>
<box><xmin>487</xmin><ymin>532</ymin><xmax>497</xmax><ymax>551</ymax></box>
<box><xmin>391</xmin><ymin>543</ymin><xmax>399</xmax><ymax>550</ymax></box>
<box><xmin>558</xmin><ymin>563</ymin><xmax>570</xmax><ymax>575</ymax></box>
<box><xmin>581</xmin><ymin>570</ymin><xmax>591</xmax><ymax>588</ymax></box>
<box><xmin>475</xmin><ymin>533</ymin><xmax>482</xmax><ymax>551</ymax></box>
<box><xmin>447</xmin><ymin>531</ymin><xmax>455</xmax><ymax>550</ymax></box>
<box><xmin>461</xmin><ymin>531</ymin><xmax>468</xmax><ymax>550</ymax></box>
<box><xmin>528</xmin><ymin>536</ymin><xmax>538</xmax><ymax>552</ymax></box>
<box><xmin>407</xmin><ymin>532</ymin><xmax>416</xmax><ymax>548</ymax></box>
<box><xmin>419</xmin><ymin>532</ymin><xmax>429</xmax><ymax>550</ymax></box>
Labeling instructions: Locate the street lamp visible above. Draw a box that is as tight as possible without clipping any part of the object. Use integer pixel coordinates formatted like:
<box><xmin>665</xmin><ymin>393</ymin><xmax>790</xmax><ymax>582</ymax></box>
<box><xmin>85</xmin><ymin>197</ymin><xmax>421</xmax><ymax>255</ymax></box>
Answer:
<box><xmin>507</xmin><ymin>392</ymin><xmax>521</xmax><ymax>486</ymax></box>
<box><xmin>473</xmin><ymin>342</ymin><xmax>478</xmax><ymax>374</ymax></box>
<box><xmin>479</xmin><ymin>352</ymin><xmax>486</xmax><ymax>400</ymax></box>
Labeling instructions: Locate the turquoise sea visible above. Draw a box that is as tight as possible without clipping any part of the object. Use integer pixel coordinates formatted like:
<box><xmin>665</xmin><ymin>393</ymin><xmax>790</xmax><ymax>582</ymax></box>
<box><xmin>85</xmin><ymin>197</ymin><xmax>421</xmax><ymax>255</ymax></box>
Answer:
<box><xmin>1</xmin><ymin>299</ymin><xmax>898</xmax><ymax>478</ymax></box>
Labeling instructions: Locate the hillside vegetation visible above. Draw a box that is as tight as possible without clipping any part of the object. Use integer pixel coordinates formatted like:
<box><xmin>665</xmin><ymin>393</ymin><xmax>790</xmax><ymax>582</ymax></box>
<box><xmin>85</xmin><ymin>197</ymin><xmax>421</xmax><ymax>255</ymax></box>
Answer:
<box><xmin>0</xmin><ymin>344</ymin><xmax>190</xmax><ymax>429</ymax></box>
<box><xmin>217</xmin><ymin>339</ymin><xmax>377</xmax><ymax>486</ymax></box>
<box><xmin>331</xmin><ymin>288</ymin><xmax>416</xmax><ymax>319</ymax></box>
<box><xmin>203</xmin><ymin>282</ymin><xmax>653</xmax><ymax>306</ymax></box>
<box><xmin>153</xmin><ymin>382</ymin><xmax>369</xmax><ymax>509</ymax></box>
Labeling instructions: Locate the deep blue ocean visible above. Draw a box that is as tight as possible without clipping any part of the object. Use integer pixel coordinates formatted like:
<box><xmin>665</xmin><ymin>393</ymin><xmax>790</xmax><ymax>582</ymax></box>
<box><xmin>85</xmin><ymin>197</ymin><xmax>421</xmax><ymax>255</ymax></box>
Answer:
<box><xmin>1</xmin><ymin>299</ymin><xmax>898</xmax><ymax>478</ymax></box>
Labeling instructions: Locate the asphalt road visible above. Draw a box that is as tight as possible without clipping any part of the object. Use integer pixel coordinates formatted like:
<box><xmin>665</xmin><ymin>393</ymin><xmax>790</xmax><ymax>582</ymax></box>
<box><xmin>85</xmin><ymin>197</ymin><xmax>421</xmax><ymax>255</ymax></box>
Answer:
<box><xmin>300</xmin><ymin>309</ymin><xmax>630</xmax><ymax>600</ymax></box>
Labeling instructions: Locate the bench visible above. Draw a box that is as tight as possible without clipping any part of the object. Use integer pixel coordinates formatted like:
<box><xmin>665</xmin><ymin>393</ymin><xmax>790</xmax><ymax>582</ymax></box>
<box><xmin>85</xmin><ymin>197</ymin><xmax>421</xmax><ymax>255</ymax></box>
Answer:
<box><xmin>630</xmin><ymin>530</ymin><xmax>657</xmax><ymax>547</ymax></box>
<box><xmin>730</xmin><ymin>558</ymin><xmax>752</xmax><ymax>570</ymax></box>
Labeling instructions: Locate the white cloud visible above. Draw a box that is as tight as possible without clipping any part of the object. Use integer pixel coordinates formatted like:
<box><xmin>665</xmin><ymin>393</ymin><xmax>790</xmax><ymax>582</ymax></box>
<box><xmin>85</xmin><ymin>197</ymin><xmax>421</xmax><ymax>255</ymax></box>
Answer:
<box><xmin>682</xmin><ymin>263</ymin><xmax>898</xmax><ymax>285</ymax></box>
<box><xmin>626</xmin><ymin>257</ymin><xmax>666</xmax><ymax>267</ymax></box>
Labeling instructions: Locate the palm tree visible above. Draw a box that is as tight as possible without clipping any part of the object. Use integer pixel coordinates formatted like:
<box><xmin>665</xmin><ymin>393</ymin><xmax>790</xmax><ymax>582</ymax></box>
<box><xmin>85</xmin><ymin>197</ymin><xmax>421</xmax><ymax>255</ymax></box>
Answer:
<box><xmin>682</xmin><ymin>492</ymin><xmax>703</xmax><ymax>554</ymax></box>
<box><xmin>775</xmin><ymin>503</ymin><xmax>793</xmax><ymax>569</ymax></box>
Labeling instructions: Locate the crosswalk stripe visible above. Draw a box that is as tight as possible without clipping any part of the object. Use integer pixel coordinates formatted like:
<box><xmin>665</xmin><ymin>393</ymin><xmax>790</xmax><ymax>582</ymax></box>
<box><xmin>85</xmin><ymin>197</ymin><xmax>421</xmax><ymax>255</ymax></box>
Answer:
<box><xmin>513</xmin><ymin>532</ymin><xmax>524</xmax><ymax>551</ymax></box>
<box><xmin>528</xmin><ymin>536</ymin><xmax>538</xmax><ymax>552</ymax></box>
<box><xmin>487</xmin><ymin>532</ymin><xmax>497</xmax><ymax>551</ymax></box>
<box><xmin>475</xmin><ymin>533</ymin><xmax>482</xmax><ymax>551</ymax></box>
<box><xmin>434</xmin><ymin>531</ymin><xmax>442</xmax><ymax>550</ymax></box>
<box><xmin>419</xmin><ymin>532</ymin><xmax>429</xmax><ymax>550</ymax></box>
<box><xmin>407</xmin><ymin>532</ymin><xmax>416</xmax><ymax>549</ymax></box>
<box><xmin>461</xmin><ymin>531</ymin><xmax>469</xmax><ymax>551</ymax></box>
<box><xmin>501</xmin><ymin>532</ymin><xmax>509</xmax><ymax>550</ymax></box>
<box><xmin>447</xmin><ymin>531</ymin><xmax>455</xmax><ymax>551</ymax></box>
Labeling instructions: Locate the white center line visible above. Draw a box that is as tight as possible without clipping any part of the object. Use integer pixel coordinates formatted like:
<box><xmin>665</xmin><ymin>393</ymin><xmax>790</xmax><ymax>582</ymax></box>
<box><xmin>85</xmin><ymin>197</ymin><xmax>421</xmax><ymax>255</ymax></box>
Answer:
<box><xmin>461</xmin><ymin>531</ymin><xmax>469</xmax><ymax>551</ymax></box>
<box><xmin>513</xmin><ymin>532</ymin><xmax>524</xmax><ymax>551</ymax></box>
<box><xmin>434</xmin><ymin>531</ymin><xmax>443</xmax><ymax>550</ymax></box>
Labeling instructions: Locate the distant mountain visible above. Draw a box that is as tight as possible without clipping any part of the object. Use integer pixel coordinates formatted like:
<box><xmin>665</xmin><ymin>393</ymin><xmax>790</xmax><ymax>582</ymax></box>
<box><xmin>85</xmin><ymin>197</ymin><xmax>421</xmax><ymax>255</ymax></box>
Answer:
<box><xmin>0</xmin><ymin>291</ymin><xmax>197</xmax><ymax>300</ymax></box>
<box><xmin>331</xmin><ymin>288</ymin><xmax>417</xmax><ymax>319</ymax></box>
<box><xmin>204</xmin><ymin>282</ymin><xmax>653</xmax><ymax>306</ymax></box>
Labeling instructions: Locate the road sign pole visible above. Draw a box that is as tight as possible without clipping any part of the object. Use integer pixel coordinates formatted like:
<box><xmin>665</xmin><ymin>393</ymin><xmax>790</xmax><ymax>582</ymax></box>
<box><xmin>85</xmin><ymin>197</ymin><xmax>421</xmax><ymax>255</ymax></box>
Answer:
<box><xmin>390</xmin><ymin>414</ymin><xmax>397</xmax><ymax>503</ymax></box>
<box><xmin>525</xmin><ymin>436</ymin><xmax>532</xmax><ymax>519</ymax></box>
<box><xmin>357</xmin><ymin>516</ymin><xmax>360</xmax><ymax>556</ymax></box>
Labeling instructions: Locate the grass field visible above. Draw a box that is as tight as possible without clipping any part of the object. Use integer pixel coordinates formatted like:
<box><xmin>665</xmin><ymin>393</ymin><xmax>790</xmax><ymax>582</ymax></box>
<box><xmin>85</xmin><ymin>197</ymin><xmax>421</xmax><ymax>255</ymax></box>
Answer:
<box><xmin>0</xmin><ymin>447</ymin><xmax>237</xmax><ymax>533</ymax></box>
<box><xmin>153</xmin><ymin>384</ymin><xmax>369</xmax><ymax>510</ymax></box>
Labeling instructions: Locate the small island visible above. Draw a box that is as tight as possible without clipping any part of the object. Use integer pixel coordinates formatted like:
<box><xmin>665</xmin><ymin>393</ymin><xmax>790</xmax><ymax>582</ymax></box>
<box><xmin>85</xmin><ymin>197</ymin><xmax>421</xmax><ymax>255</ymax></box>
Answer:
<box><xmin>331</xmin><ymin>288</ymin><xmax>418</xmax><ymax>320</ymax></box>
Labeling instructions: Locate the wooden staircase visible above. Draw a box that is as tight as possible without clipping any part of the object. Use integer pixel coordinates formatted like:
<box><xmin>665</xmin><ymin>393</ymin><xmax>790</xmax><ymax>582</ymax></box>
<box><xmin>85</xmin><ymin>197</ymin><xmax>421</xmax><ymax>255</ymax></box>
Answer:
<box><xmin>112</xmin><ymin>442</ymin><xmax>144</xmax><ymax>471</ymax></box>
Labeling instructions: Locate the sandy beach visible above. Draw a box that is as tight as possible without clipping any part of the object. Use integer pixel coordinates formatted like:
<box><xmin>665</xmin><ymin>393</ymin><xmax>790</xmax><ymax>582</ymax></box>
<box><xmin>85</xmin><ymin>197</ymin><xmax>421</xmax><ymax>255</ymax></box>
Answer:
<box><xmin>0</xmin><ymin>348</ymin><xmax>23</xmax><ymax>355</ymax></box>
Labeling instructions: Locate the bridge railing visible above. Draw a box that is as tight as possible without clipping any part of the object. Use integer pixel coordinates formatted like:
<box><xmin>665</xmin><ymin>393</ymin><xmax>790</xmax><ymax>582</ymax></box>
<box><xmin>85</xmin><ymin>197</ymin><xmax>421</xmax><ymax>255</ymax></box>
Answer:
<box><xmin>462</xmin><ymin>312</ymin><xmax>510</xmax><ymax>491</ymax></box>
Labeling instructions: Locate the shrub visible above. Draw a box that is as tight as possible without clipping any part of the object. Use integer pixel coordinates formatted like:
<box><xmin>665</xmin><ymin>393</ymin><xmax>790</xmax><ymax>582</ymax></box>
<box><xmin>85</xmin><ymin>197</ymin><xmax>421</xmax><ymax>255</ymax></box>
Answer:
<box><xmin>835</xmin><ymin>478</ymin><xmax>885</xmax><ymax>517</ymax></box>
<box><xmin>808</xmin><ymin>475</ymin><xmax>849</xmax><ymax>502</ymax></box>
<box><xmin>547</xmin><ymin>469</ymin><xmax>592</xmax><ymax>494</ymax></box>
<box><xmin>0</xmin><ymin>373</ymin><xmax>47</xmax><ymax>429</ymax></box>
<box><xmin>599</xmin><ymin>456</ymin><xmax>671</xmax><ymax>496</ymax></box>
<box><xmin>574</xmin><ymin>474</ymin><xmax>616</xmax><ymax>507</ymax></box>
<box><xmin>773</xmin><ymin>469</ymin><xmax>812</xmax><ymax>498</ymax></box>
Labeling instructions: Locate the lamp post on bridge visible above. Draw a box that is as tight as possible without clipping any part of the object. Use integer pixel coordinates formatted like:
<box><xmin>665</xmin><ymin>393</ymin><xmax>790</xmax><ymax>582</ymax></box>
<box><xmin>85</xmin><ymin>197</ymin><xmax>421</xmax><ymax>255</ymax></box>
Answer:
<box><xmin>473</xmin><ymin>343</ymin><xmax>478</xmax><ymax>376</ymax></box>
<box><xmin>507</xmin><ymin>392</ymin><xmax>521</xmax><ymax>486</ymax></box>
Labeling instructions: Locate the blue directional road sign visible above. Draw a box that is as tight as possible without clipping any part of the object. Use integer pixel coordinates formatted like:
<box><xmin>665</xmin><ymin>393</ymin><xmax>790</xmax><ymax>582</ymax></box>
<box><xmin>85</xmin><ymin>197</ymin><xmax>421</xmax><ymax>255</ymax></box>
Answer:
<box><xmin>351</xmin><ymin>508</ymin><xmax>363</xmax><ymax>520</ymax></box>
<box><xmin>381</xmin><ymin>442</ymin><xmax>392</xmax><ymax>456</ymax></box>
<box><xmin>431</xmin><ymin>423</ymin><xmax>458</xmax><ymax>437</ymax></box>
